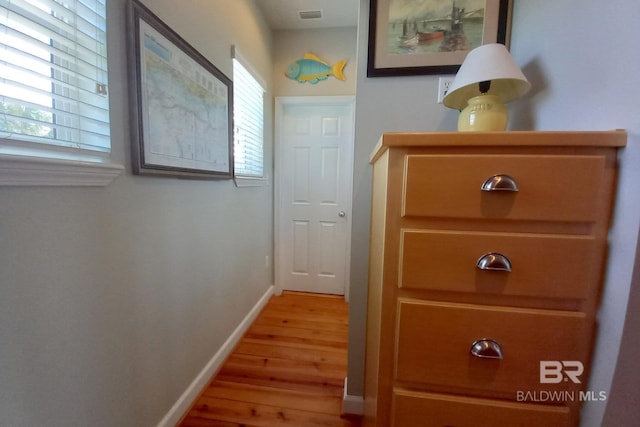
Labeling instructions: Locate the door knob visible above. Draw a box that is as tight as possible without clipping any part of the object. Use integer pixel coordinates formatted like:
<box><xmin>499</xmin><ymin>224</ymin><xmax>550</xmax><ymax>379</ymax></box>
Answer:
<box><xmin>338</xmin><ymin>211</ymin><xmax>346</xmax><ymax>217</ymax></box>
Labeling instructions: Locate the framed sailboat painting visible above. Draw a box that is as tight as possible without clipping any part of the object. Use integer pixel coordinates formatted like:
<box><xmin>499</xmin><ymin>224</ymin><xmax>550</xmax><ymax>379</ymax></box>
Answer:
<box><xmin>367</xmin><ymin>0</ymin><xmax>512</xmax><ymax>77</ymax></box>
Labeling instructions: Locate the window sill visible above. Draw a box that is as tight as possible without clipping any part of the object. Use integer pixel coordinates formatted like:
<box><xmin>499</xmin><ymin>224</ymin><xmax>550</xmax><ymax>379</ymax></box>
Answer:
<box><xmin>234</xmin><ymin>175</ymin><xmax>269</xmax><ymax>187</ymax></box>
<box><xmin>0</xmin><ymin>153</ymin><xmax>125</xmax><ymax>187</ymax></box>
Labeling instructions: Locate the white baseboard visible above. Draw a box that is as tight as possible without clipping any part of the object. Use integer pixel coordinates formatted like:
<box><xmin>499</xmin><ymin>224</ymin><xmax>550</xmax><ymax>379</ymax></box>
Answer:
<box><xmin>342</xmin><ymin>377</ymin><xmax>365</xmax><ymax>415</ymax></box>
<box><xmin>156</xmin><ymin>285</ymin><xmax>274</xmax><ymax>427</ymax></box>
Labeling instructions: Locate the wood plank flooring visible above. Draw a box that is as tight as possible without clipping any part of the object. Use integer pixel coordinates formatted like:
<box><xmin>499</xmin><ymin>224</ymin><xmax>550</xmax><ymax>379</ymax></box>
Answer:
<box><xmin>178</xmin><ymin>291</ymin><xmax>361</xmax><ymax>427</ymax></box>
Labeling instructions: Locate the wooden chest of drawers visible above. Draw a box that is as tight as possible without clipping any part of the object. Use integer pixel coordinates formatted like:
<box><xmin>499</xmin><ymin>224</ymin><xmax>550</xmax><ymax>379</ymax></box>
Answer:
<box><xmin>364</xmin><ymin>131</ymin><xmax>626</xmax><ymax>426</ymax></box>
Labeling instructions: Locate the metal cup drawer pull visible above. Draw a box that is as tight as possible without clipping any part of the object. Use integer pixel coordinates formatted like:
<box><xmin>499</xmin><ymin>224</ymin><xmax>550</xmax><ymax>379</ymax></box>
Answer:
<box><xmin>481</xmin><ymin>174</ymin><xmax>520</xmax><ymax>192</ymax></box>
<box><xmin>476</xmin><ymin>252</ymin><xmax>512</xmax><ymax>272</ymax></box>
<box><xmin>470</xmin><ymin>338</ymin><xmax>504</xmax><ymax>359</ymax></box>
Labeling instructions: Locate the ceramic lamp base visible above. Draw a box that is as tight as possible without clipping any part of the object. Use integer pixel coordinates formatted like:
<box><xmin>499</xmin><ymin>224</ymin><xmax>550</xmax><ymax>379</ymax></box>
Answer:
<box><xmin>458</xmin><ymin>94</ymin><xmax>508</xmax><ymax>131</ymax></box>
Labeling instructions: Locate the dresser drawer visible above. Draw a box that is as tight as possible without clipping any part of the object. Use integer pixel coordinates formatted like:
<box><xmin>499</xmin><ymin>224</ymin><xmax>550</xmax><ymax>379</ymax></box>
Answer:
<box><xmin>395</xmin><ymin>299</ymin><xmax>589</xmax><ymax>396</ymax></box>
<box><xmin>403</xmin><ymin>154</ymin><xmax>606</xmax><ymax>222</ymax></box>
<box><xmin>392</xmin><ymin>389</ymin><xmax>572</xmax><ymax>427</ymax></box>
<box><xmin>399</xmin><ymin>229</ymin><xmax>598</xmax><ymax>299</ymax></box>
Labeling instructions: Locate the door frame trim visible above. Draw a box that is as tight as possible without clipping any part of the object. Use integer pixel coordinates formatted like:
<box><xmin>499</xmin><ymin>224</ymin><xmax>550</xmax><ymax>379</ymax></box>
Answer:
<box><xmin>274</xmin><ymin>96</ymin><xmax>356</xmax><ymax>301</ymax></box>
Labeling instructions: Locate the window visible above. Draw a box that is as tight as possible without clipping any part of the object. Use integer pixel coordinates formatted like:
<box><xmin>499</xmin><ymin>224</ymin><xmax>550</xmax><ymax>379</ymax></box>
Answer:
<box><xmin>0</xmin><ymin>0</ymin><xmax>122</xmax><ymax>185</ymax></box>
<box><xmin>232</xmin><ymin>46</ymin><xmax>265</xmax><ymax>182</ymax></box>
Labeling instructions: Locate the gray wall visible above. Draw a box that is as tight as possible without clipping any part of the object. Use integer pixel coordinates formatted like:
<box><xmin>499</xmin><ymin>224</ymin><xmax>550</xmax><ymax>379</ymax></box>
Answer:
<box><xmin>0</xmin><ymin>1</ymin><xmax>274</xmax><ymax>426</ymax></box>
<box><xmin>348</xmin><ymin>1</ymin><xmax>640</xmax><ymax>426</ymax></box>
<box><xmin>603</xmin><ymin>231</ymin><xmax>640</xmax><ymax>425</ymax></box>
<box><xmin>509</xmin><ymin>2</ymin><xmax>640</xmax><ymax>425</ymax></box>
<box><xmin>348</xmin><ymin>0</ymin><xmax>459</xmax><ymax>402</ymax></box>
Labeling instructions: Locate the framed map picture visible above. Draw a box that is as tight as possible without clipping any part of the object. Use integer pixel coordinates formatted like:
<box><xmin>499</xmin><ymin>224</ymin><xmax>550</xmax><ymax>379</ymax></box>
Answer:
<box><xmin>127</xmin><ymin>0</ymin><xmax>233</xmax><ymax>179</ymax></box>
<box><xmin>367</xmin><ymin>0</ymin><xmax>512</xmax><ymax>77</ymax></box>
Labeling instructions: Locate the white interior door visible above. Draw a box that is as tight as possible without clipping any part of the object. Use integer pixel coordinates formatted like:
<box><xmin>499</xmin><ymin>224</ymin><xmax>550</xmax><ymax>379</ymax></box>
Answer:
<box><xmin>275</xmin><ymin>97</ymin><xmax>355</xmax><ymax>296</ymax></box>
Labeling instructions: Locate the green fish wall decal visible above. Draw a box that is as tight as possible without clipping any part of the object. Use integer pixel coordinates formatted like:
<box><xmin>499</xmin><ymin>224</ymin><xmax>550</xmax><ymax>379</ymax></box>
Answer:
<box><xmin>285</xmin><ymin>53</ymin><xmax>347</xmax><ymax>84</ymax></box>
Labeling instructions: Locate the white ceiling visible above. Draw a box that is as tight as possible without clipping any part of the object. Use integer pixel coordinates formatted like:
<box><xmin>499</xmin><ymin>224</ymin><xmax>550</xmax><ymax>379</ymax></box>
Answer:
<box><xmin>255</xmin><ymin>0</ymin><xmax>359</xmax><ymax>30</ymax></box>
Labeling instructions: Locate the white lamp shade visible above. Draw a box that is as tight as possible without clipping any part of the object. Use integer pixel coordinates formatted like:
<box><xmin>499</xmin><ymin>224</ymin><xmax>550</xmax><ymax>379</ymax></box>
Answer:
<box><xmin>443</xmin><ymin>43</ymin><xmax>531</xmax><ymax>110</ymax></box>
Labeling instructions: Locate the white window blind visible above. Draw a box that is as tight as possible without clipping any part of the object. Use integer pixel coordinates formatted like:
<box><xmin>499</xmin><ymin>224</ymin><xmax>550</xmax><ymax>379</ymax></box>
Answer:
<box><xmin>233</xmin><ymin>54</ymin><xmax>264</xmax><ymax>178</ymax></box>
<box><xmin>0</xmin><ymin>0</ymin><xmax>110</xmax><ymax>154</ymax></box>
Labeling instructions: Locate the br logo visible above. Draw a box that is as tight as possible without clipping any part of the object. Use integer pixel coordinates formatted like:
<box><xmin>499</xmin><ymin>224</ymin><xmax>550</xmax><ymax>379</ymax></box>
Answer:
<box><xmin>540</xmin><ymin>361</ymin><xmax>584</xmax><ymax>384</ymax></box>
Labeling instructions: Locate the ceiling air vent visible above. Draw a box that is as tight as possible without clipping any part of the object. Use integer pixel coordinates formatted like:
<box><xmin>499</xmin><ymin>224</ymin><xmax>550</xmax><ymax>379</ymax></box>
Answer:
<box><xmin>299</xmin><ymin>10</ymin><xmax>322</xmax><ymax>20</ymax></box>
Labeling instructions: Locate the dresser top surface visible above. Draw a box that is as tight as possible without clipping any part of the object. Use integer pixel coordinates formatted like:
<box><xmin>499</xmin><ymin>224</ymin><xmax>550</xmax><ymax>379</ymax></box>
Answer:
<box><xmin>370</xmin><ymin>130</ymin><xmax>627</xmax><ymax>163</ymax></box>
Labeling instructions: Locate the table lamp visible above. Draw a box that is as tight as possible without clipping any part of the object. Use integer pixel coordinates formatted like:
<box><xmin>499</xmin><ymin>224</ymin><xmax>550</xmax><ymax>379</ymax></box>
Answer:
<box><xmin>443</xmin><ymin>43</ymin><xmax>531</xmax><ymax>131</ymax></box>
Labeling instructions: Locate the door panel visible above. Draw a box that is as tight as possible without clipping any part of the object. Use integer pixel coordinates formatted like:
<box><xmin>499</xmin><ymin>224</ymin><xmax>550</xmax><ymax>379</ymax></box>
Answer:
<box><xmin>292</xmin><ymin>221</ymin><xmax>310</xmax><ymax>274</ymax></box>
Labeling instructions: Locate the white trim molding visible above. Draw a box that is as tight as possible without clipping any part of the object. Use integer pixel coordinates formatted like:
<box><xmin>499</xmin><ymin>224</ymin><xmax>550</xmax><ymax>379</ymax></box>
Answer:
<box><xmin>156</xmin><ymin>285</ymin><xmax>274</xmax><ymax>427</ymax></box>
<box><xmin>234</xmin><ymin>173</ymin><xmax>270</xmax><ymax>188</ymax></box>
<box><xmin>342</xmin><ymin>377</ymin><xmax>365</xmax><ymax>415</ymax></box>
<box><xmin>0</xmin><ymin>154</ymin><xmax>124</xmax><ymax>186</ymax></box>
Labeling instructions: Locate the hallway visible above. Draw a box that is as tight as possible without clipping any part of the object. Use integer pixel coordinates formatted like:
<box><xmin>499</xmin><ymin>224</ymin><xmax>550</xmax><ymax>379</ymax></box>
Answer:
<box><xmin>179</xmin><ymin>291</ymin><xmax>361</xmax><ymax>426</ymax></box>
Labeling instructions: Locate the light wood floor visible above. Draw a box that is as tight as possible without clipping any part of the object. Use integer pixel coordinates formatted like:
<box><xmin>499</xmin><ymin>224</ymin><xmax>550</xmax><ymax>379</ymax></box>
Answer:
<box><xmin>178</xmin><ymin>291</ymin><xmax>362</xmax><ymax>427</ymax></box>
